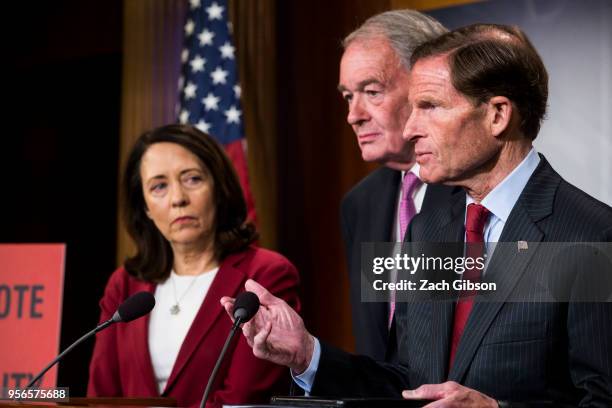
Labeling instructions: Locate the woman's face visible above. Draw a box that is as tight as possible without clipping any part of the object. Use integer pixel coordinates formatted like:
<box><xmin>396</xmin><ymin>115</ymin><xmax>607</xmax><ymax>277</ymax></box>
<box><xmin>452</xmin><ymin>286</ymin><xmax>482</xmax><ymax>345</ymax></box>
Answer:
<box><xmin>140</xmin><ymin>142</ymin><xmax>215</xmax><ymax>249</ymax></box>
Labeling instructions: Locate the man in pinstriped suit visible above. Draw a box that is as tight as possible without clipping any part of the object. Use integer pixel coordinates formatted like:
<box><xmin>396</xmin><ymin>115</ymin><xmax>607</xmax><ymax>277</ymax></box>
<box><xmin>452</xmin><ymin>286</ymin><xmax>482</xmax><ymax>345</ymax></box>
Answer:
<box><xmin>222</xmin><ymin>24</ymin><xmax>612</xmax><ymax>407</ymax></box>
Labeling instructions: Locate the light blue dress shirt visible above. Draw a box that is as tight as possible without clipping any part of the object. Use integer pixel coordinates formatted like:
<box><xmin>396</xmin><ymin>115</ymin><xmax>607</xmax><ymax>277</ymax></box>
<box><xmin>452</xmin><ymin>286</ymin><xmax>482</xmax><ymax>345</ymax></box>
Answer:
<box><xmin>468</xmin><ymin>148</ymin><xmax>540</xmax><ymax>261</ymax></box>
<box><xmin>294</xmin><ymin>148</ymin><xmax>541</xmax><ymax>393</ymax></box>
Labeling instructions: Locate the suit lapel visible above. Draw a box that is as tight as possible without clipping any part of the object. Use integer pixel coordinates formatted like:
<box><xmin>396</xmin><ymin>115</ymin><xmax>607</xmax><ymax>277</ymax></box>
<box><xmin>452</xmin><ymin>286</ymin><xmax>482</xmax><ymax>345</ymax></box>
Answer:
<box><xmin>129</xmin><ymin>279</ymin><xmax>159</xmax><ymax>395</ymax></box>
<box><xmin>429</xmin><ymin>301</ymin><xmax>455</xmax><ymax>383</ymax></box>
<box><xmin>448</xmin><ymin>203</ymin><xmax>544</xmax><ymax>381</ymax></box>
<box><xmin>163</xmin><ymin>252</ymin><xmax>246</xmax><ymax>393</ymax></box>
<box><xmin>422</xmin><ymin>184</ymin><xmax>460</xmax><ymax>213</ymax></box>
<box><xmin>370</xmin><ymin>168</ymin><xmax>401</xmax><ymax>242</ymax></box>
<box><xmin>448</xmin><ymin>157</ymin><xmax>559</xmax><ymax>382</ymax></box>
<box><xmin>369</xmin><ymin>169</ymin><xmax>401</xmax><ymax>346</ymax></box>
<box><xmin>429</xmin><ymin>192</ymin><xmax>466</xmax><ymax>383</ymax></box>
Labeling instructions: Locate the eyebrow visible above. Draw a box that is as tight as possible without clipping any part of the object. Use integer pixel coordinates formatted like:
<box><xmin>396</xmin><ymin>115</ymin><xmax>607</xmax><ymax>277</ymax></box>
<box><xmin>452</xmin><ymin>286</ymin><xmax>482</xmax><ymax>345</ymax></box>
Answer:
<box><xmin>144</xmin><ymin>175</ymin><xmax>166</xmax><ymax>188</ymax></box>
<box><xmin>337</xmin><ymin>78</ymin><xmax>383</xmax><ymax>93</ymax></box>
<box><xmin>145</xmin><ymin>167</ymin><xmax>203</xmax><ymax>184</ymax></box>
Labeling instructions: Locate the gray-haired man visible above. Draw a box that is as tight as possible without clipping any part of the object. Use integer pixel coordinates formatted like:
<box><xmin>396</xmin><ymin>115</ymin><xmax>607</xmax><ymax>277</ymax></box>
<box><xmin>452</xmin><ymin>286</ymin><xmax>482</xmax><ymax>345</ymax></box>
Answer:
<box><xmin>337</xmin><ymin>10</ymin><xmax>452</xmax><ymax>362</ymax></box>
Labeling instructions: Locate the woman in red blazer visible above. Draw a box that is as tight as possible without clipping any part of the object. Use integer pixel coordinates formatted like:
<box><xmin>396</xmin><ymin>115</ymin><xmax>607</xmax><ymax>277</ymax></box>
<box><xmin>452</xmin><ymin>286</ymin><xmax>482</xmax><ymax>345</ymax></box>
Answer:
<box><xmin>88</xmin><ymin>124</ymin><xmax>300</xmax><ymax>408</ymax></box>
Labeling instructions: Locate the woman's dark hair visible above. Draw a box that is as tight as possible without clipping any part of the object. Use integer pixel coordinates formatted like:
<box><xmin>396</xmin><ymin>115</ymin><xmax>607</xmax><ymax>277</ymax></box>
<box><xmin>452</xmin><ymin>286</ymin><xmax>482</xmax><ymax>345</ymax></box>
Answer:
<box><xmin>123</xmin><ymin>124</ymin><xmax>257</xmax><ymax>282</ymax></box>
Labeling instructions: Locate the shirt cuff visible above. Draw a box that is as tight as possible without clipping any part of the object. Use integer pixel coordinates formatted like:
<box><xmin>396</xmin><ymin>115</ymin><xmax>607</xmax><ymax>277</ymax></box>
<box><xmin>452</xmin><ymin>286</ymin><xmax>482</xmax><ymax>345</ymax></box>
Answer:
<box><xmin>291</xmin><ymin>337</ymin><xmax>321</xmax><ymax>394</ymax></box>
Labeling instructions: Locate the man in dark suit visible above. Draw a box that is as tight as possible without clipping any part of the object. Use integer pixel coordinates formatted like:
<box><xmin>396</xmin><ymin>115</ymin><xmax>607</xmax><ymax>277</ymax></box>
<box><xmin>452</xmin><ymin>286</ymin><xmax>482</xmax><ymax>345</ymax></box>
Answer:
<box><xmin>222</xmin><ymin>24</ymin><xmax>612</xmax><ymax>407</ymax></box>
<box><xmin>338</xmin><ymin>9</ymin><xmax>451</xmax><ymax>362</ymax></box>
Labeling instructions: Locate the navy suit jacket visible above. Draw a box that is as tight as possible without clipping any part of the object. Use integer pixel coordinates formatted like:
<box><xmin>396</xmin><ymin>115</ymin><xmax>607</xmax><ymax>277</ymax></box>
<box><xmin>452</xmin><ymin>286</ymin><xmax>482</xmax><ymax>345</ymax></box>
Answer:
<box><xmin>316</xmin><ymin>156</ymin><xmax>612</xmax><ymax>407</ymax></box>
<box><xmin>340</xmin><ymin>167</ymin><xmax>455</xmax><ymax>361</ymax></box>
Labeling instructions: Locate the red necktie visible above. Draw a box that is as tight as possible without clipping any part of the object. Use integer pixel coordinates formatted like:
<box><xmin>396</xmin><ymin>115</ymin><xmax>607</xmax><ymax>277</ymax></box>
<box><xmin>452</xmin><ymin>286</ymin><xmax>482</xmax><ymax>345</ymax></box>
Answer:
<box><xmin>449</xmin><ymin>203</ymin><xmax>490</xmax><ymax>368</ymax></box>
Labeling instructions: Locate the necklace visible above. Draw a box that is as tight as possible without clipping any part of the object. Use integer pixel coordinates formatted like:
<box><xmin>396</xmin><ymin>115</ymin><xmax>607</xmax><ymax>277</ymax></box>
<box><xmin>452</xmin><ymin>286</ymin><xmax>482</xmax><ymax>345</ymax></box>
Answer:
<box><xmin>169</xmin><ymin>273</ymin><xmax>200</xmax><ymax>315</ymax></box>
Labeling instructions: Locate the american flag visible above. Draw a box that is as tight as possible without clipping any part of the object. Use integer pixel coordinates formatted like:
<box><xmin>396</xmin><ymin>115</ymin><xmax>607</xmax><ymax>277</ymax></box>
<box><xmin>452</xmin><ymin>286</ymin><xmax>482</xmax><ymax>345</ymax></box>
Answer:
<box><xmin>178</xmin><ymin>0</ymin><xmax>256</xmax><ymax>223</ymax></box>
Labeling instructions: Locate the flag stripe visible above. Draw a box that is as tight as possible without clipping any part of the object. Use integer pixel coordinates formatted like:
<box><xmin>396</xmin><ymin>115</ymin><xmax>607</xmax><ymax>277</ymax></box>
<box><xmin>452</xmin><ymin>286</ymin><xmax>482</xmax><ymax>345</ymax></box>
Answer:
<box><xmin>178</xmin><ymin>0</ymin><xmax>256</xmax><ymax>222</ymax></box>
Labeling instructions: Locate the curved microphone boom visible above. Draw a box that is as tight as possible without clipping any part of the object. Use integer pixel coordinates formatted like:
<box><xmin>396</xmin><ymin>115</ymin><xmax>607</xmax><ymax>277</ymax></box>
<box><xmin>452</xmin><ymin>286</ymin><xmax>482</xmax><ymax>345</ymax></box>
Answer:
<box><xmin>200</xmin><ymin>291</ymin><xmax>260</xmax><ymax>408</ymax></box>
<box><xmin>26</xmin><ymin>291</ymin><xmax>155</xmax><ymax>389</ymax></box>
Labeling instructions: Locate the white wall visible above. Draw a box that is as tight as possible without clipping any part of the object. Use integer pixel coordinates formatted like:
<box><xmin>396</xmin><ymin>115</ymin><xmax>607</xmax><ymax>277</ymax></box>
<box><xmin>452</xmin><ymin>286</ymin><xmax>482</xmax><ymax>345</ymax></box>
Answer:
<box><xmin>430</xmin><ymin>0</ymin><xmax>612</xmax><ymax>205</ymax></box>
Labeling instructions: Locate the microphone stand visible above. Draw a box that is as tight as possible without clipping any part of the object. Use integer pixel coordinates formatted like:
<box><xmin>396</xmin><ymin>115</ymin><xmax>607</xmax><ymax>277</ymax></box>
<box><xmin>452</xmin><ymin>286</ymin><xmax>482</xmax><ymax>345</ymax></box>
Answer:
<box><xmin>26</xmin><ymin>318</ymin><xmax>114</xmax><ymax>389</ymax></box>
<box><xmin>199</xmin><ymin>317</ymin><xmax>243</xmax><ymax>408</ymax></box>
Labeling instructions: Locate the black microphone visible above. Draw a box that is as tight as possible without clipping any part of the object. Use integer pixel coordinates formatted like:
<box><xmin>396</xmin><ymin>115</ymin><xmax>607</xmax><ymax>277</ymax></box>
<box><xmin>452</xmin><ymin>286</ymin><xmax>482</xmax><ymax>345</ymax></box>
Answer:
<box><xmin>26</xmin><ymin>291</ymin><xmax>155</xmax><ymax>389</ymax></box>
<box><xmin>200</xmin><ymin>291</ymin><xmax>260</xmax><ymax>408</ymax></box>
<box><xmin>232</xmin><ymin>291</ymin><xmax>260</xmax><ymax>322</ymax></box>
<box><xmin>112</xmin><ymin>291</ymin><xmax>156</xmax><ymax>323</ymax></box>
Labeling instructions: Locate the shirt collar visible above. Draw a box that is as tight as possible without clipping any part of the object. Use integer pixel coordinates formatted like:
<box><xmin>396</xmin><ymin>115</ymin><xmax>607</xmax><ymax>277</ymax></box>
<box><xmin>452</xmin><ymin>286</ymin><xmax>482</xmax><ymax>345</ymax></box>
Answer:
<box><xmin>401</xmin><ymin>163</ymin><xmax>421</xmax><ymax>180</ymax></box>
<box><xmin>466</xmin><ymin>148</ymin><xmax>540</xmax><ymax>223</ymax></box>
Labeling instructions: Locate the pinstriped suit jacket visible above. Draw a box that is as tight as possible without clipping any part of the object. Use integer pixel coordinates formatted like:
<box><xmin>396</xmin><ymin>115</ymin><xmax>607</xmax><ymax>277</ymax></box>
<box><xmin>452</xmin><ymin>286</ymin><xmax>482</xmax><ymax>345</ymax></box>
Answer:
<box><xmin>340</xmin><ymin>167</ymin><xmax>456</xmax><ymax>362</ymax></box>
<box><xmin>313</xmin><ymin>156</ymin><xmax>612</xmax><ymax>407</ymax></box>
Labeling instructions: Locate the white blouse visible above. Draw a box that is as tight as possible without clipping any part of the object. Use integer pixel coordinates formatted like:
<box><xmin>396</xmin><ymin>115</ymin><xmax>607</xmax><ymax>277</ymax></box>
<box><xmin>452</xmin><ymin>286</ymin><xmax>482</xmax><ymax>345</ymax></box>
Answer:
<box><xmin>148</xmin><ymin>268</ymin><xmax>219</xmax><ymax>393</ymax></box>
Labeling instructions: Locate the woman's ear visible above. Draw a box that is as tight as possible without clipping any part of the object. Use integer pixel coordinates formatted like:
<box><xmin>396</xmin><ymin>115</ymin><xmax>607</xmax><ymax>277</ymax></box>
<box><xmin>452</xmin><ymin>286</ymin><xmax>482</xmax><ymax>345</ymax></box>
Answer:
<box><xmin>487</xmin><ymin>96</ymin><xmax>513</xmax><ymax>138</ymax></box>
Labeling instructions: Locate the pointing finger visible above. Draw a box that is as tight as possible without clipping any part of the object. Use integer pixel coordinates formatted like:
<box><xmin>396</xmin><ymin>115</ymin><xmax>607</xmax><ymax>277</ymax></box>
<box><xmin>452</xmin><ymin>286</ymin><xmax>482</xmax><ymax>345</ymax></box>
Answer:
<box><xmin>245</xmin><ymin>279</ymin><xmax>279</xmax><ymax>306</ymax></box>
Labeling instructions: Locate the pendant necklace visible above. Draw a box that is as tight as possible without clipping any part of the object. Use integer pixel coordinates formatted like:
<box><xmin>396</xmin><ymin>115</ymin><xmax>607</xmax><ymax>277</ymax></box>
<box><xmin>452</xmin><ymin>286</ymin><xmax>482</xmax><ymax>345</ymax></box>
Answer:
<box><xmin>170</xmin><ymin>273</ymin><xmax>199</xmax><ymax>315</ymax></box>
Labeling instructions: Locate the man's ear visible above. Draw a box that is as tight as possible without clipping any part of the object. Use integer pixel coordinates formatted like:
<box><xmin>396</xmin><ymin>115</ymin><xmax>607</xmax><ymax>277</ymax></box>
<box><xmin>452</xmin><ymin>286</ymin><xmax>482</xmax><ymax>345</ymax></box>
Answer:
<box><xmin>487</xmin><ymin>96</ymin><xmax>513</xmax><ymax>138</ymax></box>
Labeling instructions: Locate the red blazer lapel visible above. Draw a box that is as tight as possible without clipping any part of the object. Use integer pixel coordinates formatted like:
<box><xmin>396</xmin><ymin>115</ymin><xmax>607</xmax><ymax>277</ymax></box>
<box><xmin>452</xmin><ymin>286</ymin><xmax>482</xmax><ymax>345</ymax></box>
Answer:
<box><xmin>163</xmin><ymin>251</ymin><xmax>247</xmax><ymax>393</ymax></box>
<box><xmin>128</xmin><ymin>279</ymin><xmax>159</xmax><ymax>396</ymax></box>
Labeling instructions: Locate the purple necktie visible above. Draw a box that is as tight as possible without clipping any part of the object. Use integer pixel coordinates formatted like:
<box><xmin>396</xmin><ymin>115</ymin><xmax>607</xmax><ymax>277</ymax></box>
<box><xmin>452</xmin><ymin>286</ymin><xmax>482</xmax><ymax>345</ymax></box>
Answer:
<box><xmin>399</xmin><ymin>172</ymin><xmax>422</xmax><ymax>241</ymax></box>
<box><xmin>390</xmin><ymin>172</ymin><xmax>423</xmax><ymax>327</ymax></box>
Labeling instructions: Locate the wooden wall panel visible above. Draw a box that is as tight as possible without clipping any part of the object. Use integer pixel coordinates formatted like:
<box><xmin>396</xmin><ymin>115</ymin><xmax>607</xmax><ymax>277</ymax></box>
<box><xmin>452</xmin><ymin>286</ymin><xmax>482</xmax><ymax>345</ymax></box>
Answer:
<box><xmin>117</xmin><ymin>0</ymin><xmax>186</xmax><ymax>264</ymax></box>
<box><xmin>276</xmin><ymin>0</ymin><xmax>392</xmax><ymax>351</ymax></box>
<box><xmin>231</xmin><ymin>0</ymin><xmax>279</xmax><ymax>249</ymax></box>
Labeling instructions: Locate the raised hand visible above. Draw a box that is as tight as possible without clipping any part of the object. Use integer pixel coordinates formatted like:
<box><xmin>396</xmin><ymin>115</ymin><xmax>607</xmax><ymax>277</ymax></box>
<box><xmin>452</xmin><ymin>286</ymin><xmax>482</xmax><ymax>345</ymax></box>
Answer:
<box><xmin>220</xmin><ymin>279</ymin><xmax>315</xmax><ymax>373</ymax></box>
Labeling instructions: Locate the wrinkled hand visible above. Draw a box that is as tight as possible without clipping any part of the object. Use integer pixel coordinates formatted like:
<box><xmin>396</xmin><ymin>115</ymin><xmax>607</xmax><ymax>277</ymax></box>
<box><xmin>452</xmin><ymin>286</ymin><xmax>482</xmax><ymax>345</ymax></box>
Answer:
<box><xmin>402</xmin><ymin>382</ymin><xmax>498</xmax><ymax>408</ymax></box>
<box><xmin>220</xmin><ymin>279</ymin><xmax>315</xmax><ymax>373</ymax></box>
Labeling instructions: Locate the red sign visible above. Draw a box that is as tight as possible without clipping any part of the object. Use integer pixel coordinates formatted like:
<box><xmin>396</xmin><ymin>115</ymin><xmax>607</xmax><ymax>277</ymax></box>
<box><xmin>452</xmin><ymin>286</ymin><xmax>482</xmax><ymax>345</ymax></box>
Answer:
<box><xmin>0</xmin><ymin>244</ymin><xmax>66</xmax><ymax>390</ymax></box>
